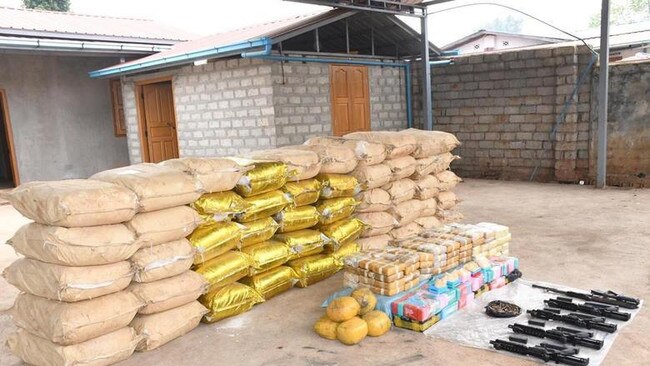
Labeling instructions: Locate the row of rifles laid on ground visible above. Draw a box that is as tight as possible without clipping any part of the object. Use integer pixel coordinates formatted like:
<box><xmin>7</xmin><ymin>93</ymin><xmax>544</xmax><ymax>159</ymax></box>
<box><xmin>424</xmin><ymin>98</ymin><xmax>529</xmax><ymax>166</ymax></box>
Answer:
<box><xmin>490</xmin><ymin>285</ymin><xmax>640</xmax><ymax>366</ymax></box>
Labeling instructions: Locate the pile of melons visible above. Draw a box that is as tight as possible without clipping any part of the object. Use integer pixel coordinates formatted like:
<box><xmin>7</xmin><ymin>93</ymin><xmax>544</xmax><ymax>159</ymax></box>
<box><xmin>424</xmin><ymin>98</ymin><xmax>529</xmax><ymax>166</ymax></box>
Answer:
<box><xmin>314</xmin><ymin>287</ymin><xmax>392</xmax><ymax>345</ymax></box>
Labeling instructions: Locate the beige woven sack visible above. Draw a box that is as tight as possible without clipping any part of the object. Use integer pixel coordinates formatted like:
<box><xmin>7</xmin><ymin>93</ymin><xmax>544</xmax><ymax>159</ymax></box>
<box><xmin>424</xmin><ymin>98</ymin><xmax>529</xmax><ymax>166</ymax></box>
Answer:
<box><xmin>412</xmin><ymin>153</ymin><xmax>459</xmax><ymax>179</ymax></box>
<box><xmin>90</xmin><ymin>163</ymin><xmax>202</xmax><ymax>212</ymax></box>
<box><xmin>245</xmin><ymin>148</ymin><xmax>321</xmax><ymax>181</ymax></box>
<box><xmin>413</xmin><ymin>175</ymin><xmax>441</xmax><ymax>200</ymax></box>
<box><xmin>398</xmin><ymin>128</ymin><xmax>460</xmax><ymax>157</ymax></box>
<box><xmin>128</xmin><ymin>271</ymin><xmax>208</xmax><ymax>315</ymax></box>
<box><xmin>355</xmin><ymin>188</ymin><xmax>391</xmax><ymax>213</ymax></box>
<box><xmin>304</xmin><ymin>136</ymin><xmax>386</xmax><ymax>165</ymax></box>
<box><xmin>356</xmin><ymin>234</ymin><xmax>392</xmax><ymax>252</ymax></box>
<box><xmin>343</xmin><ymin>131</ymin><xmax>416</xmax><ymax>159</ymax></box>
<box><xmin>160</xmin><ymin>157</ymin><xmax>250</xmax><ymax>193</ymax></box>
<box><xmin>390</xmin><ymin>222</ymin><xmax>423</xmax><ymax>240</ymax></box>
<box><xmin>3</xmin><ymin>179</ymin><xmax>138</xmax><ymax>227</ymax></box>
<box><xmin>8</xmin><ymin>223</ymin><xmax>141</xmax><ymax>266</ymax></box>
<box><xmin>385</xmin><ymin>156</ymin><xmax>417</xmax><ymax>182</ymax></box>
<box><xmin>130</xmin><ymin>301</ymin><xmax>208</xmax><ymax>351</ymax></box>
<box><xmin>436</xmin><ymin>209</ymin><xmax>464</xmax><ymax>224</ymax></box>
<box><xmin>414</xmin><ymin>216</ymin><xmax>443</xmax><ymax>230</ymax></box>
<box><xmin>390</xmin><ymin>199</ymin><xmax>423</xmax><ymax>226</ymax></box>
<box><xmin>11</xmin><ymin>291</ymin><xmax>142</xmax><ymax>345</ymax></box>
<box><xmin>3</xmin><ymin>258</ymin><xmax>133</xmax><ymax>302</ymax></box>
<box><xmin>420</xmin><ymin>198</ymin><xmax>438</xmax><ymax>216</ymax></box>
<box><xmin>7</xmin><ymin>327</ymin><xmax>140</xmax><ymax>366</ymax></box>
<box><xmin>437</xmin><ymin>191</ymin><xmax>458</xmax><ymax>210</ymax></box>
<box><xmin>127</xmin><ymin>206</ymin><xmax>202</xmax><ymax>246</ymax></box>
<box><xmin>356</xmin><ymin>212</ymin><xmax>397</xmax><ymax>237</ymax></box>
<box><xmin>281</xmin><ymin>144</ymin><xmax>357</xmax><ymax>174</ymax></box>
<box><xmin>130</xmin><ymin>239</ymin><xmax>194</xmax><ymax>283</ymax></box>
<box><xmin>350</xmin><ymin>163</ymin><xmax>391</xmax><ymax>189</ymax></box>
<box><xmin>435</xmin><ymin>170</ymin><xmax>463</xmax><ymax>191</ymax></box>
<box><xmin>381</xmin><ymin>179</ymin><xmax>416</xmax><ymax>204</ymax></box>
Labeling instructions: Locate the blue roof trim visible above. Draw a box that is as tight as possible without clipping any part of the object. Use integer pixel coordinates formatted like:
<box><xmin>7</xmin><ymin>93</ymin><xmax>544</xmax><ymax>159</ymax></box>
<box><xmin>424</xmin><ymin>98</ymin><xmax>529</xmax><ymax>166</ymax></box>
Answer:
<box><xmin>88</xmin><ymin>37</ymin><xmax>272</xmax><ymax>78</ymax></box>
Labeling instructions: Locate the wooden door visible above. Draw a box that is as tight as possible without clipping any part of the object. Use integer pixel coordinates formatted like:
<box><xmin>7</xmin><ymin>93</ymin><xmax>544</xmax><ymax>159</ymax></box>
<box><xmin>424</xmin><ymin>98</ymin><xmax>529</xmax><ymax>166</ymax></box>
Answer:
<box><xmin>330</xmin><ymin>65</ymin><xmax>370</xmax><ymax>136</ymax></box>
<box><xmin>140</xmin><ymin>81</ymin><xmax>179</xmax><ymax>163</ymax></box>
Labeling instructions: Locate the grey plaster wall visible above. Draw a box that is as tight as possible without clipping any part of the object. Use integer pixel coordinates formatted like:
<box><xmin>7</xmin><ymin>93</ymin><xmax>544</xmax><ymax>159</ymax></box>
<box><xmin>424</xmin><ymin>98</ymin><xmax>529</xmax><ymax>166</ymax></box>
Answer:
<box><xmin>0</xmin><ymin>53</ymin><xmax>129</xmax><ymax>182</ymax></box>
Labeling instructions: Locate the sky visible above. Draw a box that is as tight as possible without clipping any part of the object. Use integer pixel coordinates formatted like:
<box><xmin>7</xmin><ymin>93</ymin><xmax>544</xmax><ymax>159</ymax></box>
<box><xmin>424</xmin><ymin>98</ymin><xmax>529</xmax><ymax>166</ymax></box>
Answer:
<box><xmin>0</xmin><ymin>0</ymin><xmax>607</xmax><ymax>46</ymax></box>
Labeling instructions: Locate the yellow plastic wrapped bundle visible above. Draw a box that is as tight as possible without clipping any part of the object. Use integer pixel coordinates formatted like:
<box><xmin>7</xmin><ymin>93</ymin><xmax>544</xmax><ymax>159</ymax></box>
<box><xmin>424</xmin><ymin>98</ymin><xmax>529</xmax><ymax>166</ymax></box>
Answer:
<box><xmin>282</xmin><ymin>179</ymin><xmax>321</xmax><ymax>206</ymax></box>
<box><xmin>188</xmin><ymin>221</ymin><xmax>242</xmax><ymax>265</ymax></box>
<box><xmin>234</xmin><ymin>161</ymin><xmax>290</xmax><ymax>197</ymax></box>
<box><xmin>317</xmin><ymin>174</ymin><xmax>361</xmax><ymax>199</ymax></box>
<box><xmin>320</xmin><ymin>218</ymin><xmax>366</xmax><ymax>247</ymax></box>
<box><xmin>240</xmin><ymin>217</ymin><xmax>280</xmax><ymax>248</ymax></box>
<box><xmin>288</xmin><ymin>254</ymin><xmax>341</xmax><ymax>288</ymax></box>
<box><xmin>200</xmin><ymin>282</ymin><xmax>264</xmax><ymax>323</ymax></box>
<box><xmin>194</xmin><ymin>251</ymin><xmax>252</xmax><ymax>292</ymax></box>
<box><xmin>236</xmin><ymin>190</ymin><xmax>293</xmax><ymax>223</ymax></box>
<box><xmin>241</xmin><ymin>240</ymin><xmax>292</xmax><ymax>275</ymax></box>
<box><xmin>191</xmin><ymin>191</ymin><xmax>248</xmax><ymax>221</ymax></box>
<box><xmin>273</xmin><ymin>206</ymin><xmax>320</xmax><ymax>233</ymax></box>
<box><xmin>240</xmin><ymin>266</ymin><xmax>298</xmax><ymax>300</ymax></box>
<box><xmin>315</xmin><ymin>197</ymin><xmax>359</xmax><ymax>225</ymax></box>
<box><xmin>274</xmin><ymin>229</ymin><xmax>329</xmax><ymax>260</ymax></box>
<box><xmin>330</xmin><ymin>241</ymin><xmax>360</xmax><ymax>265</ymax></box>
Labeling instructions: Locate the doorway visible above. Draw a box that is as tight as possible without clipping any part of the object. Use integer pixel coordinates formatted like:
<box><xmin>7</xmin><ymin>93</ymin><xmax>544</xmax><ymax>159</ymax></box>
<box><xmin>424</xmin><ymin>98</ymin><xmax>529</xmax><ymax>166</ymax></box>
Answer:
<box><xmin>0</xmin><ymin>89</ymin><xmax>18</xmax><ymax>187</ymax></box>
<box><xmin>329</xmin><ymin>65</ymin><xmax>370</xmax><ymax>136</ymax></box>
<box><xmin>136</xmin><ymin>78</ymin><xmax>179</xmax><ymax>163</ymax></box>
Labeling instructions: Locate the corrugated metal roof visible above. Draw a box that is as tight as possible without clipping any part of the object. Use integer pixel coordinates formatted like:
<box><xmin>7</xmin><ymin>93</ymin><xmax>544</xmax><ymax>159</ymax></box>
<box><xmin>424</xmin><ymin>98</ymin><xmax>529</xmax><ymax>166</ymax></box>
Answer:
<box><xmin>0</xmin><ymin>6</ymin><xmax>194</xmax><ymax>44</ymax></box>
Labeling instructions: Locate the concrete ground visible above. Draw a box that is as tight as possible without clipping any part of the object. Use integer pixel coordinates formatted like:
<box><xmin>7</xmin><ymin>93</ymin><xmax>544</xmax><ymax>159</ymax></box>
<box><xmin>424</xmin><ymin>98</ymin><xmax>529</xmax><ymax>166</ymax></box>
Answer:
<box><xmin>0</xmin><ymin>179</ymin><xmax>648</xmax><ymax>366</ymax></box>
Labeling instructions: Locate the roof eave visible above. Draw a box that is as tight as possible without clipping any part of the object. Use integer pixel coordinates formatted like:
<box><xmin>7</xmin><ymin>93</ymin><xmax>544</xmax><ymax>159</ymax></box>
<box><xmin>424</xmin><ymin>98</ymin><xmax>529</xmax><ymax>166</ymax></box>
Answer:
<box><xmin>0</xmin><ymin>28</ymin><xmax>185</xmax><ymax>45</ymax></box>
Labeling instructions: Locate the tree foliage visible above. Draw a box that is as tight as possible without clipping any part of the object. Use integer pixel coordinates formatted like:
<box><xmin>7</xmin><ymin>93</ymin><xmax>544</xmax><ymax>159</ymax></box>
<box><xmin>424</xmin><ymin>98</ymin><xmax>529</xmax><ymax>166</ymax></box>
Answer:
<box><xmin>22</xmin><ymin>0</ymin><xmax>70</xmax><ymax>12</ymax></box>
<box><xmin>590</xmin><ymin>0</ymin><xmax>650</xmax><ymax>27</ymax></box>
<box><xmin>481</xmin><ymin>15</ymin><xmax>524</xmax><ymax>33</ymax></box>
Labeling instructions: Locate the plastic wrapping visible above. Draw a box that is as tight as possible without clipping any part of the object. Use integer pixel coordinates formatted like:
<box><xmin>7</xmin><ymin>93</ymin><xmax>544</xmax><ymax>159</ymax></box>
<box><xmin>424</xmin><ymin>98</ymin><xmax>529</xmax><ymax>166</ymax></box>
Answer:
<box><xmin>191</xmin><ymin>191</ymin><xmax>248</xmax><ymax>221</ymax></box>
<box><xmin>241</xmin><ymin>240</ymin><xmax>292</xmax><ymax>275</ymax></box>
<box><xmin>200</xmin><ymin>282</ymin><xmax>264</xmax><ymax>323</ymax></box>
<box><xmin>355</xmin><ymin>188</ymin><xmax>391</xmax><ymax>213</ymax></box>
<box><xmin>350</xmin><ymin>163</ymin><xmax>392</xmax><ymax>190</ymax></box>
<box><xmin>356</xmin><ymin>212</ymin><xmax>397</xmax><ymax>237</ymax></box>
<box><xmin>288</xmin><ymin>254</ymin><xmax>341</xmax><ymax>288</ymax></box>
<box><xmin>329</xmin><ymin>241</ymin><xmax>360</xmax><ymax>264</ymax></box>
<box><xmin>234</xmin><ymin>161</ymin><xmax>290</xmax><ymax>197</ymax></box>
<box><xmin>316</xmin><ymin>197</ymin><xmax>359</xmax><ymax>225</ymax></box>
<box><xmin>282</xmin><ymin>178</ymin><xmax>322</xmax><ymax>206</ymax></box>
<box><xmin>273</xmin><ymin>229</ymin><xmax>329</xmax><ymax>260</ymax></box>
<box><xmin>240</xmin><ymin>266</ymin><xmax>298</xmax><ymax>300</ymax></box>
<box><xmin>320</xmin><ymin>217</ymin><xmax>366</xmax><ymax>247</ymax></box>
<box><xmin>239</xmin><ymin>217</ymin><xmax>280</xmax><ymax>248</ymax></box>
<box><xmin>245</xmin><ymin>149</ymin><xmax>321</xmax><ymax>181</ymax></box>
<box><xmin>236</xmin><ymin>190</ymin><xmax>293</xmax><ymax>223</ymax></box>
<box><xmin>304</xmin><ymin>136</ymin><xmax>386</xmax><ymax>165</ymax></box>
<box><xmin>194</xmin><ymin>251</ymin><xmax>252</xmax><ymax>292</ymax></box>
<box><xmin>273</xmin><ymin>205</ymin><xmax>320</xmax><ymax>233</ymax></box>
<box><xmin>317</xmin><ymin>174</ymin><xmax>361</xmax><ymax>199</ymax></box>
<box><xmin>187</xmin><ymin>221</ymin><xmax>242</xmax><ymax>265</ymax></box>
<box><xmin>382</xmin><ymin>179</ymin><xmax>416</xmax><ymax>204</ymax></box>
<box><xmin>160</xmin><ymin>157</ymin><xmax>250</xmax><ymax>193</ymax></box>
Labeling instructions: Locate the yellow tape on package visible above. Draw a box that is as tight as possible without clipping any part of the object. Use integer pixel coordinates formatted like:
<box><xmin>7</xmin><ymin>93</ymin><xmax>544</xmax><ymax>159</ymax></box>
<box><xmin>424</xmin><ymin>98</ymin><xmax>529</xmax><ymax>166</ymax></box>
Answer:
<box><xmin>234</xmin><ymin>161</ymin><xmax>290</xmax><ymax>197</ymax></box>
<box><xmin>315</xmin><ymin>197</ymin><xmax>359</xmax><ymax>225</ymax></box>
<box><xmin>329</xmin><ymin>241</ymin><xmax>360</xmax><ymax>265</ymax></box>
<box><xmin>191</xmin><ymin>191</ymin><xmax>249</xmax><ymax>222</ymax></box>
<box><xmin>240</xmin><ymin>217</ymin><xmax>280</xmax><ymax>248</ymax></box>
<box><xmin>273</xmin><ymin>229</ymin><xmax>329</xmax><ymax>260</ymax></box>
<box><xmin>317</xmin><ymin>174</ymin><xmax>361</xmax><ymax>199</ymax></box>
<box><xmin>188</xmin><ymin>221</ymin><xmax>242</xmax><ymax>265</ymax></box>
<box><xmin>288</xmin><ymin>254</ymin><xmax>341</xmax><ymax>288</ymax></box>
<box><xmin>194</xmin><ymin>251</ymin><xmax>252</xmax><ymax>292</ymax></box>
<box><xmin>241</xmin><ymin>240</ymin><xmax>292</xmax><ymax>276</ymax></box>
<box><xmin>200</xmin><ymin>282</ymin><xmax>264</xmax><ymax>323</ymax></box>
<box><xmin>236</xmin><ymin>190</ymin><xmax>293</xmax><ymax>223</ymax></box>
<box><xmin>282</xmin><ymin>179</ymin><xmax>321</xmax><ymax>206</ymax></box>
<box><xmin>320</xmin><ymin>217</ymin><xmax>366</xmax><ymax>248</ymax></box>
<box><xmin>273</xmin><ymin>205</ymin><xmax>320</xmax><ymax>233</ymax></box>
<box><xmin>240</xmin><ymin>266</ymin><xmax>298</xmax><ymax>300</ymax></box>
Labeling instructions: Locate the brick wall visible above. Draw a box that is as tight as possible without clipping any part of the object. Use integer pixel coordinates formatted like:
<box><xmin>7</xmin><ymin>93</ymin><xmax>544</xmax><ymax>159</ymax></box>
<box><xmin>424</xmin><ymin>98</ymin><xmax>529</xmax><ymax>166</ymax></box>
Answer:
<box><xmin>369</xmin><ymin>66</ymin><xmax>407</xmax><ymax>131</ymax></box>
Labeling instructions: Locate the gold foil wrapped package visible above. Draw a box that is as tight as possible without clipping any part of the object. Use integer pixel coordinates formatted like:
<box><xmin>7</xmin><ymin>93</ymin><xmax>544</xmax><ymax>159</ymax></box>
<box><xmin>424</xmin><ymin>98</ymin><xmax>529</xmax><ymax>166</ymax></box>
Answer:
<box><xmin>234</xmin><ymin>161</ymin><xmax>290</xmax><ymax>197</ymax></box>
<box><xmin>236</xmin><ymin>190</ymin><xmax>293</xmax><ymax>223</ymax></box>
<box><xmin>317</xmin><ymin>174</ymin><xmax>361</xmax><ymax>199</ymax></box>
<box><xmin>288</xmin><ymin>254</ymin><xmax>341</xmax><ymax>288</ymax></box>
<box><xmin>187</xmin><ymin>221</ymin><xmax>242</xmax><ymax>265</ymax></box>
<box><xmin>330</xmin><ymin>241</ymin><xmax>360</xmax><ymax>265</ymax></box>
<box><xmin>194</xmin><ymin>251</ymin><xmax>252</xmax><ymax>292</ymax></box>
<box><xmin>241</xmin><ymin>240</ymin><xmax>292</xmax><ymax>275</ymax></box>
<box><xmin>282</xmin><ymin>179</ymin><xmax>321</xmax><ymax>206</ymax></box>
<box><xmin>191</xmin><ymin>191</ymin><xmax>248</xmax><ymax>221</ymax></box>
<box><xmin>200</xmin><ymin>283</ymin><xmax>263</xmax><ymax>323</ymax></box>
<box><xmin>320</xmin><ymin>218</ymin><xmax>366</xmax><ymax>247</ymax></box>
<box><xmin>274</xmin><ymin>229</ymin><xmax>329</xmax><ymax>260</ymax></box>
<box><xmin>240</xmin><ymin>266</ymin><xmax>298</xmax><ymax>300</ymax></box>
<box><xmin>240</xmin><ymin>217</ymin><xmax>280</xmax><ymax>248</ymax></box>
<box><xmin>315</xmin><ymin>197</ymin><xmax>359</xmax><ymax>225</ymax></box>
<box><xmin>273</xmin><ymin>206</ymin><xmax>320</xmax><ymax>233</ymax></box>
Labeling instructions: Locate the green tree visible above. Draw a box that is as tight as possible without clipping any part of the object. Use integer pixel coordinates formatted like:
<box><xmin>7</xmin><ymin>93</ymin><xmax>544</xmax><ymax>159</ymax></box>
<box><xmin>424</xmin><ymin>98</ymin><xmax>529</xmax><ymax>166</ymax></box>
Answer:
<box><xmin>22</xmin><ymin>0</ymin><xmax>70</xmax><ymax>12</ymax></box>
<box><xmin>590</xmin><ymin>0</ymin><xmax>650</xmax><ymax>26</ymax></box>
<box><xmin>481</xmin><ymin>15</ymin><xmax>524</xmax><ymax>33</ymax></box>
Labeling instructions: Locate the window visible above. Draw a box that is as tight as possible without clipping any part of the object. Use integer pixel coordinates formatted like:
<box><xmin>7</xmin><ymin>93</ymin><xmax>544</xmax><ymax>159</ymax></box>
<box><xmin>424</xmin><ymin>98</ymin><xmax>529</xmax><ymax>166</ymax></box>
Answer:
<box><xmin>110</xmin><ymin>78</ymin><xmax>126</xmax><ymax>137</ymax></box>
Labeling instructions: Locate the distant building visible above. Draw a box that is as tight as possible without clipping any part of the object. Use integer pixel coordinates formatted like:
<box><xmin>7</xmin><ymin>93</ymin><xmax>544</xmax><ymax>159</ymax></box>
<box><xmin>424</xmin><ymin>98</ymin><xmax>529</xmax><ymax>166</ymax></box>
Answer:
<box><xmin>442</xmin><ymin>30</ymin><xmax>568</xmax><ymax>55</ymax></box>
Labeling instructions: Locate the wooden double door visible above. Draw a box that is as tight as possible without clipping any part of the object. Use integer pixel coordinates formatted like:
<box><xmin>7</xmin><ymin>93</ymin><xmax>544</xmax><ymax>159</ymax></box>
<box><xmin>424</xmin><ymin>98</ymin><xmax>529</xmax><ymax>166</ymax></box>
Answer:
<box><xmin>329</xmin><ymin>65</ymin><xmax>371</xmax><ymax>136</ymax></box>
<box><xmin>138</xmin><ymin>80</ymin><xmax>179</xmax><ymax>163</ymax></box>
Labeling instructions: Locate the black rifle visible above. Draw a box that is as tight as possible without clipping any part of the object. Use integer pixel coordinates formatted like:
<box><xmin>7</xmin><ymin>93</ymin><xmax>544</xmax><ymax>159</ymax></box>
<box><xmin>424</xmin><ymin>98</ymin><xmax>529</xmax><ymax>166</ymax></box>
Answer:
<box><xmin>509</xmin><ymin>323</ymin><xmax>604</xmax><ymax>350</ymax></box>
<box><xmin>533</xmin><ymin>284</ymin><xmax>639</xmax><ymax>309</ymax></box>
<box><xmin>528</xmin><ymin>309</ymin><xmax>618</xmax><ymax>333</ymax></box>
<box><xmin>490</xmin><ymin>339</ymin><xmax>589</xmax><ymax>366</ymax></box>
<box><xmin>545</xmin><ymin>297</ymin><xmax>631</xmax><ymax>321</ymax></box>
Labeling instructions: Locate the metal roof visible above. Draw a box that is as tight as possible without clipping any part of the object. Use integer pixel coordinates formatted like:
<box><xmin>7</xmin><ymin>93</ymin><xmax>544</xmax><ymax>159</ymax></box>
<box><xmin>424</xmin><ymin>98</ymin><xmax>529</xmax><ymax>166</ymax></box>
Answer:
<box><xmin>0</xmin><ymin>6</ymin><xmax>194</xmax><ymax>44</ymax></box>
<box><xmin>442</xmin><ymin>29</ymin><xmax>570</xmax><ymax>51</ymax></box>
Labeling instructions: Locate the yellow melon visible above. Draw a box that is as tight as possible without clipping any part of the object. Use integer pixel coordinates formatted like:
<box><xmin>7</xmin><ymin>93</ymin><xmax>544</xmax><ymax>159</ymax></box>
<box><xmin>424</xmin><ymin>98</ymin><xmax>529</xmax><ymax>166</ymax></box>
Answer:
<box><xmin>351</xmin><ymin>287</ymin><xmax>377</xmax><ymax>315</ymax></box>
<box><xmin>326</xmin><ymin>296</ymin><xmax>360</xmax><ymax>322</ymax></box>
<box><xmin>362</xmin><ymin>310</ymin><xmax>391</xmax><ymax>337</ymax></box>
<box><xmin>314</xmin><ymin>315</ymin><xmax>338</xmax><ymax>340</ymax></box>
<box><xmin>336</xmin><ymin>317</ymin><xmax>368</xmax><ymax>345</ymax></box>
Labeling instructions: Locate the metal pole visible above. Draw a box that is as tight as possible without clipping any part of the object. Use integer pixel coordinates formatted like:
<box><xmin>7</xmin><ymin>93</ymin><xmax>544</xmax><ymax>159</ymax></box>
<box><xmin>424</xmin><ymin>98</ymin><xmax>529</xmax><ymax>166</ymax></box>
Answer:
<box><xmin>421</xmin><ymin>10</ymin><xmax>433</xmax><ymax>130</ymax></box>
<box><xmin>596</xmin><ymin>0</ymin><xmax>610</xmax><ymax>188</ymax></box>
<box><xmin>345</xmin><ymin>19</ymin><xmax>350</xmax><ymax>54</ymax></box>
<box><xmin>315</xmin><ymin>28</ymin><xmax>320</xmax><ymax>53</ymax></box>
